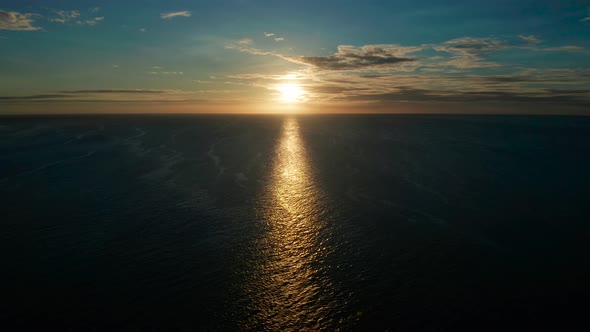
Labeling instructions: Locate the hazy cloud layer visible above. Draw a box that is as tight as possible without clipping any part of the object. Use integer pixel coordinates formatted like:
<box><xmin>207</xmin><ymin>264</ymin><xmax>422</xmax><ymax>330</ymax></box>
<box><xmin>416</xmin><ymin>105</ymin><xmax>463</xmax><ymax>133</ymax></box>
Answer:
<box><xmin>226</xmin><ymin>35</ymin><xmax>589</xmax><ymax>108</ymax></box>
<box><xmin>0</xmin><ymin>89</ymin><xmax>211</xmax><ymax>103</ymax></box>
<box><xmin>147</xmin><ymin>71</ymin><xmax>184</xmax><ymax>75</ymax></box>
<box><xmin>0</xmin><ymin>10</ymin><xmax>41</xmax><ymax>31</ymax></box>
<box><xmin>285</xmin><ymin>45</ymin><xmax>420</xmax><ymax>70</ymax></box>
<box><xmin>60</xmin><ymin>89</ymin><xmax>169</xmax><ymax>94</ymax></box>
<box><xmin>160</xmin><ymin>11</ymin><xmax>191</xmax><ymax>19</ymax></box>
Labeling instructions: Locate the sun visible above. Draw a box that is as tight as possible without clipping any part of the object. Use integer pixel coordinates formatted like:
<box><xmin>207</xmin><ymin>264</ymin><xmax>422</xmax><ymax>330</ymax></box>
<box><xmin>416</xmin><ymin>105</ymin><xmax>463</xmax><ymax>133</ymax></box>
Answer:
<box><xmin>276</xmin><ymin>83</ymin><xmax>304</xmax><ymax>103</ymax></box>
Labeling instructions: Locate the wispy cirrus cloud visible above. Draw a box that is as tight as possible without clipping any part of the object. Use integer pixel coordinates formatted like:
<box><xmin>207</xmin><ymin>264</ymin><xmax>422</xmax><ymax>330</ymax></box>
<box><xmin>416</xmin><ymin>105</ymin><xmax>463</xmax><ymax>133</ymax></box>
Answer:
<box><xmin>432</xmin><ymin>37</ymin><xmax>508</xmax><ymax>68</ymax></box>
<box><xmin>518</xmin><ymin>35</ymin><xmax>542</xmax><ymax>44</ymax></box>
<box><xmin>0</xmin><ymin>94</ymin><xmax>67</xmax><ymax>100</ymax></box>
<box><xmin>0</xmin><ymin>9</ymin><xmax>42</xmax><ymax>31</ymax></box>
<box><xmin>160</xmin><ymin>11</ymin><xmax>191</xmax><ymax>19</ymax></box>
<box><xmin>263</xmin><ymin>31</ymin><xmax>285</xmax><ymax>42</ymax></box>
<box><xmin>538</xmin><ymin>45</ymin><xmax>584</xmax><ymax>52</ymax></box>
<box><xmin>147</xmin><ymin>71</ymin><xmax>184</xmax><ymax>75</ymax></box>
<box><xmin>49</xmin><ymin>10</ymin><xmax>79</xmax><ymax>24</ymax></box>
<box><xmin>0</xmin><ymin>89</ymin><xmax>210</xmax><ymax>103</ymax></box>
<box><xmin>516</xmin><ymin>35</ymin><xmax>585</xmax><ymax>53</ymax></box>
<box><xmin>59</xmin><ymin>89</ymin><xmax>168</xmax><ymax>94</ymax></box>
<box><xmin>78</xmin><ymin>16</ymin><xmax>104</xmax><ymax>26</ymax></box>
<box><xmin>284</xmin><ymin>45</ymin><xmax>421</xmax><ymax>70</ymax></box>
<box><xmin>49</xmin><ymin>10</ymin><xmax>104</xmax><ymax>26</ymax></box>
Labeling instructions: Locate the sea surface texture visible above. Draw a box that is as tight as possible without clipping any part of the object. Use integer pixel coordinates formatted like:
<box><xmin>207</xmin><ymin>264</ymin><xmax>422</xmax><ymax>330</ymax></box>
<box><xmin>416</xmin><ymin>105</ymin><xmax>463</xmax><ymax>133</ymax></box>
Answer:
<box><xmin>1</xmin><ymin>115</ymin><xmax>589</xmax><ymax>331</ymax></box>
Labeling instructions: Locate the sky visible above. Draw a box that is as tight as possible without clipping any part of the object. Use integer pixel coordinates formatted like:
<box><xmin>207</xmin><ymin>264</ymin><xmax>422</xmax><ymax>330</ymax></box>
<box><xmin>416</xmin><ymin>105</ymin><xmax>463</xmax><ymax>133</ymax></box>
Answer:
<box><xmin>1</xmin><ymin>0</ymin><xmax>590</xmax><ymax>114</ymax></box>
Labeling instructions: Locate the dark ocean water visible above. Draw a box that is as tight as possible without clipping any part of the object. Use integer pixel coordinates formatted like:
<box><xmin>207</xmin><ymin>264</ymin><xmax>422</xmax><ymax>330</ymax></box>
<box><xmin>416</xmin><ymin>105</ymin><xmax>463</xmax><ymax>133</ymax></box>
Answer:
<box><xmin>1</xmin><ymin>114</ymin><xmax>590</xmax><ymax>331</ymax></box>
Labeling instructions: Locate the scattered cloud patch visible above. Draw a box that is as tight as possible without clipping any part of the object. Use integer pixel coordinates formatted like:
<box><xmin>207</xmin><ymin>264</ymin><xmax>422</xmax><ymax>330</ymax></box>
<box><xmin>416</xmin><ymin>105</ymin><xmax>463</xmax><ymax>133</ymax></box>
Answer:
<box><xmin>519</xmin><ymin>35</ymin><xmax>542</xmax><ymax>44</ymax></box>
<box><xmin>49</xmin><ymin>10</ymin><xmax>80</xmax><ymax>24</ymax></box>
<box><xmin>139</xmin><ymin>28</ymin><xmax>146</xmax><ymax>32</ymax></box>
<box><xmin>274</xmin><ymin>37</ymin><xmax>285</xmax><ymax>42</ymax></box>
<box><xmin>49</xmin><ymin>10</ymin><xmax>104</xmax><ymax>26</ymax></box>
<box><xmin>433</xmin><ymin>37</ymin><xmax>508</xmax><ymax>68</ymax></box>
<box><xmin>160</xmin><ymin>11</ymin><xmax>191</xmax><ymax>19</ymax></box>
<box><xmin>285</xmin><ymin>45</ymin><xmax>420</xmax><ymax>70</ymax></box>
<box><xmin>264</xmin><ymin>32</ymin><xmax>274</xmax><ymax>37</ymax></box>
<box><xmin>89</xmin><ymin>7</ymin><xmax>101</xmax><ymax>13</ymax></box>
<box><xmin>77</xmin><ymin>16</ymin><xmax>104</xmax><ymax>26</ymax></box>
<box><xmin>239</xmin><ymin>38</ymin><xmax>253</xmax><ymax>45</ymax></box>
<box><xmin>0</xmin><ymin>9</ymin><xmax>42</xmax><ymax>31</ymax></box>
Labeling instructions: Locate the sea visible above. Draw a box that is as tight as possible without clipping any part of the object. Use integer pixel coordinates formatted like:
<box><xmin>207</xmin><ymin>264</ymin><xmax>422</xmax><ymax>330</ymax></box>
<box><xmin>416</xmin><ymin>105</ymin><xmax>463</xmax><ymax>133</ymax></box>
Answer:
<box><xmin>1</xmin><ymin>114</ymin><xmax>589</xmax><ymax>331</ymax></box>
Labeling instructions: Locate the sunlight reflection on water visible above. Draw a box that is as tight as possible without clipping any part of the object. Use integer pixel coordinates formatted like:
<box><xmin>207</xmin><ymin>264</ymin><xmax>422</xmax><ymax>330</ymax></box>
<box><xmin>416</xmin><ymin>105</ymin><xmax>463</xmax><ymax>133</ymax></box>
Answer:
<box><xmin>241</xmin><ymin>117</ymin><xmax>345</xmax><ymax>331</ymax></box>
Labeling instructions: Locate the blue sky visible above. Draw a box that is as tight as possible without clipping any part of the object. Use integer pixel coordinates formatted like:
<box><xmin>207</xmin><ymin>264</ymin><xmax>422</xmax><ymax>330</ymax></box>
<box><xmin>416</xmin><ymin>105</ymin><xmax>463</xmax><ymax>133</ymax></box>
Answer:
<box><xmin>1</xmin><ymin>0</ymin><xmax>590</xmax><ymax>113</ymax></box>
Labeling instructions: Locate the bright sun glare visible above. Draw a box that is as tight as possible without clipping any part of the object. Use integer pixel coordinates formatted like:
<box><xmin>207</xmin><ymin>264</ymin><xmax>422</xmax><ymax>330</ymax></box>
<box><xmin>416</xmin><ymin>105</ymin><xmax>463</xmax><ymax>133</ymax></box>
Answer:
<box><xmin>277</xmin><ymin>83</ymin><xmax>304</xmax><ymax>103</ymax></box>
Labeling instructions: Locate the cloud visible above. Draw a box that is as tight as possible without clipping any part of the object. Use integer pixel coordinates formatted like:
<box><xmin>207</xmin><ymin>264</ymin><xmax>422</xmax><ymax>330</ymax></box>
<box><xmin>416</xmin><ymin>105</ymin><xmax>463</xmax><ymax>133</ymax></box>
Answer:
<box><xmin>0</xmin><ymin>10</ymin><xmax>42</xmax><ymax>31</ymax></box>
<box><xmin>274</xmin><ymin>37</ymin><xmax>285</xmax><ymax>42</ymax></box>
<box><xmin>77</xmin><ymin>17</ymin><xmax>104</xmax><ymax>26</ymax></box>
<box><xmin>239</xmin><ymin>38</ymin><xmax>253</xmax><ymax>45</ymax></box>
<box><xmin>147</xmin><ymin>71</ymin><xmax>184</xmax><ymax>75</ymax></box>
<box><xmin>432</xmin><ymin>37</ymin><xmax>508</xmax><ymax>68</ymax></box>
<box><xmin>439</xmin><ymin>37</ymin><xmax>507</xmax><ymax>51</ymax></box>
<box><xmin>49</xmin><ymin>10</ymin><xmax>103</xmax><ymax>26</ymax></box>
<box><xmin>516</xmin><ymin>35</ymin><xmax>585</xmax><ymax>53</ymax></box>
<box><xmin>223</xmin><ymin>35</ymin><xmax>590</xmax><ymax>109</ymax></box>
<box><xmin>342</xmin><ymin>87</ymin><xmax>590</xmax><ymax>106</ymax></box>
<box><xmin>59</xmin><ymin>89</ymin><xmax>168</xmax><ymax>94</ymax></box>
<box><xmin>89</xmin><ymin>7</ymin><xmax>101</xmax><ymax>13</ymax></box>
<box><xmin>0</xmin><ymin>94</ymin><xmax>68</xmax><ymax>100</ymax></box>
<box><xmin>0</xmin><ymin>89</ymin><xmax>224</xmax><ymax>105</ymax></box>
<box><xmin>225</xmin><ymin>43</ymin><xmax>277</xmax><ymax>57</ymax></box>
<box><xmin>264</xmin><ymin>32</ymin><xmax>274</xmax><ymax>37</ymax></box>
<box><xmin>285</xmin><ymin>45</ymin><xmax>420</xmax><ymax>70</ymax></box>
<box><xmin>539</xmin><ymin>46</ymin><xmax>584</xmax><ymax>52</ymax></box>
<box><xmin>160</xmin><ymin>11</ymin><xmax>192</xmax><ymax>19</ymax></box>
<box><xmin>582</xmin><ymin>17</ymin><xmax>590</xmax><ymax>22</ymax></box>
<box><xmin>139</xmin><ymin>28</ymin><xmax>146</xmax><ymax>32</ymax></box>
<box><xmin>49</xmin><ymin>10</ymin><xmax>80</xmax><ymax>24</ymax></box>
<box><xmin>519</xmin><ymin>35</ymin><xmax>542</xmax><ymax>44</ymax></box>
